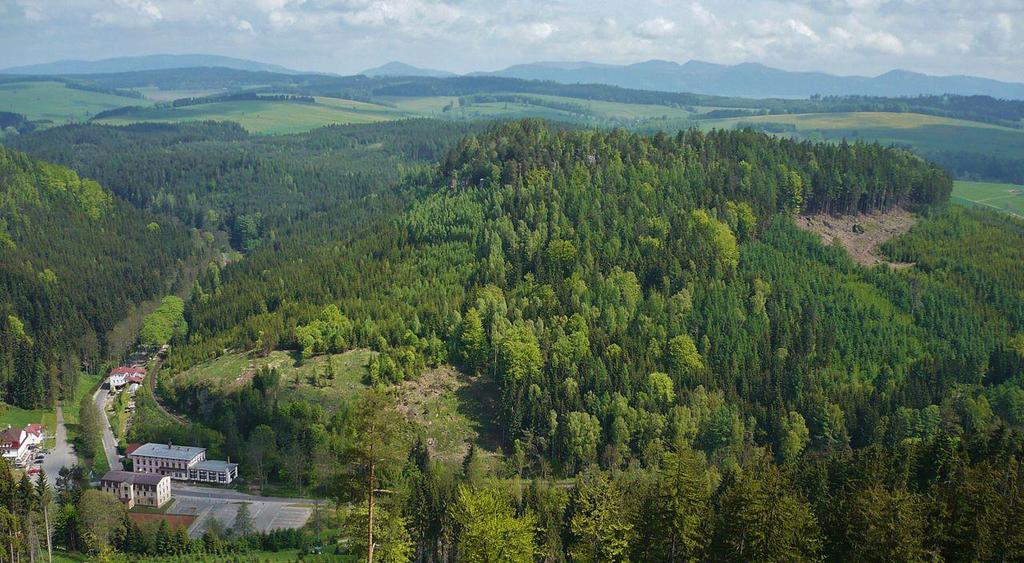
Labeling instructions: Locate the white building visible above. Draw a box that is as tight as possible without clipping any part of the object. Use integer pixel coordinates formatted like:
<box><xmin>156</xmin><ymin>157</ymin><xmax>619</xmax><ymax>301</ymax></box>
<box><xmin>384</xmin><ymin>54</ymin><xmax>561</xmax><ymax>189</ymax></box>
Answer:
<box><xmin>0</xmin><ymin>426</ymin><xmax>34</xmax><ymax>466</ymax></box>
<box><xmin>130</xmin><ymin>442</ymin><xmax>241</xmax><ymax>484</ymax></box>
<box><xmin>188</xmin><ymin>459</ymin><xmax>239</xmax><ymax>484</ymax></box>
<box><xmin>108</xmin><ymin>366</ymin><xmax>146</xmax><ymax>389</ymax></box>
<box><xmin>130</xmin><ymin>443</ymin><xmax>206</xmax><ymax>480</ymax></box>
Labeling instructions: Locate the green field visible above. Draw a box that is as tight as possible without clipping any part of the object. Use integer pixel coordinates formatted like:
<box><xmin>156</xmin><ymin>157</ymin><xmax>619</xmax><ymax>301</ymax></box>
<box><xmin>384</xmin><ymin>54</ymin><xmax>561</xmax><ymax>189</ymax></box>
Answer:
<box><xmin>94</xmin><ymin>97</ymin><xmax>406</xmax><ymax>134</ymax></box>
<box><xmin>701</xmin><ymin>112</ymin><xmax>1024</xmax><ymax>161</ymax></box>
<box><xmin>953</xmin><ymin>180</ymin><xmax>1024</xmax><ymax>218</ymax></box>
<box><xmin>382</xmin><ymin>92</ymin><xmax>698</xmax><ymax>127</ymax></box>
<box><xmin>0</xmin><ymin>81</ymin><xmax>145</xmax><ymax>124</ymax></box>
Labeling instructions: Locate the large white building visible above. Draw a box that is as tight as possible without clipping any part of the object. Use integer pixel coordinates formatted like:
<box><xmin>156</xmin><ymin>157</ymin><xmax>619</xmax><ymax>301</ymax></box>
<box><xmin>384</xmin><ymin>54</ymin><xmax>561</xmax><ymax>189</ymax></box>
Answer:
<box><xmin>130</xmin><ymin>443</ymin><xmax>206</xmax><ymax>480</ymax></box>
<box><xmin>130</xmin><ymin>442</ymin><xmax>239</xmax><ymax>484</ymax></box>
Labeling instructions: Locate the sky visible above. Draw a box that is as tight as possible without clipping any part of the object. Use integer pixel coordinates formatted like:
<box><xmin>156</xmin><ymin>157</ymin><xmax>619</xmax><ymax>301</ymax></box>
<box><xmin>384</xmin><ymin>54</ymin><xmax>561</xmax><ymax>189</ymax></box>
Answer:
<box><xmin>1</xmin><ymin>0</ymin><xmax>1022</xmax><ymax>81</ymax></box>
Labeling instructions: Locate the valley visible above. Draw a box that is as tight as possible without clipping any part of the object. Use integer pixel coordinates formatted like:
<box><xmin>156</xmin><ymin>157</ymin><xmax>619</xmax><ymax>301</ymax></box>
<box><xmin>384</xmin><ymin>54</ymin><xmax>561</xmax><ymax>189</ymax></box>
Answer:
<box><xmin>1</xmin><ymin>58</ymin><xmax>1023</xmax><ymax>562</ymax></box>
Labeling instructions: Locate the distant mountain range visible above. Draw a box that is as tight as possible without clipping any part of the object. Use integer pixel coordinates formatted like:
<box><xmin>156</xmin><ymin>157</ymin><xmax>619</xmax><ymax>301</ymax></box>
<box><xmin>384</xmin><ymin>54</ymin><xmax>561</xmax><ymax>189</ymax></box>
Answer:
<box><xmin>359</xmin><ymin>61</ymin><xmax>455</xmax><ymax>78</ymax></box>
<box><xmin>370</xmin><ymin>59</ymin><xmax>1024</xmax><ymax>99</ymax></box>
<box><xmin>0</xmin><ymin>54</ymin><xmax>301</xmax><ymax>76</ymax></box>
<box><xmin>5</xmin><ymin>53</ymin><xmax>1024</xmax><ymax>99</ymax></box>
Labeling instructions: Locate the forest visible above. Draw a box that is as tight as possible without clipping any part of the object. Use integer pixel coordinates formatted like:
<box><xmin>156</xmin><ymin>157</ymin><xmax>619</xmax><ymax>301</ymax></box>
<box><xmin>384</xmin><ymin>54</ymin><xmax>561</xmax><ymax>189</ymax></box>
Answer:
<box><xmin>0</xmin><ymin>145</ymin><xmax>194</xmax><ymax>408</ymax></box>
<box><xmin>1</xmin><ymin>117</ymin><xmax>1023</xmax><ymax>561</ymax></box>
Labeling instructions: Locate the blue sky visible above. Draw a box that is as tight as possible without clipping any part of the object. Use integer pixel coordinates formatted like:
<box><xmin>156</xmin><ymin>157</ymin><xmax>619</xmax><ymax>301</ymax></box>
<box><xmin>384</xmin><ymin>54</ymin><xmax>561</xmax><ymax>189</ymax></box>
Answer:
<box><xmin>1</xmin><ymin>0</ymin><xmax>1021</xmax><ymax>80</ymax></box>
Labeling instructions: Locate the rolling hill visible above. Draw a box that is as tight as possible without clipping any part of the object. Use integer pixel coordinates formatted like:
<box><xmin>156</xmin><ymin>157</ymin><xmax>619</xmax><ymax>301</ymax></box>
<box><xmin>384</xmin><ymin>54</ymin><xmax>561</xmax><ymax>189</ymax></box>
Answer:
<box><xmin>0</xmin><ymin>53</ymin><xmax>302</xmax><ymax>76</ymax></box>
<box><xmin>483</xmin><ymin>59</ymin><xmax>1024</xmax><ymax>99</ymax></box>
<box><xmin>360</xmin><ymin>61</ymin><xmax>455</xmax><ymax>78</ymax></box>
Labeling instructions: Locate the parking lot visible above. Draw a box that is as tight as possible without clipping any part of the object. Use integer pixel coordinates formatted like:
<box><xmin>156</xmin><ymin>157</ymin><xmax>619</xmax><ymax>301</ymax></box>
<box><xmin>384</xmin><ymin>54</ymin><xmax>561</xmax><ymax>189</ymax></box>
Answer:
<box><xmin>167</xmin><ymin>484</ymin><xmax>316</xmax><ymax>538</ymax></box>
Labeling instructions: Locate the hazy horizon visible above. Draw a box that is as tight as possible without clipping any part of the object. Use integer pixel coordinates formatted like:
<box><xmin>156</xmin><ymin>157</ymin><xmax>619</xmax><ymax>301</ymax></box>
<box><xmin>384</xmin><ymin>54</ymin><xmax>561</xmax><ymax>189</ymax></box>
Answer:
<box><xmin>1</xmin><ymin>0</ymin><xmax>1020</xmax><ymax>82</ymax></box>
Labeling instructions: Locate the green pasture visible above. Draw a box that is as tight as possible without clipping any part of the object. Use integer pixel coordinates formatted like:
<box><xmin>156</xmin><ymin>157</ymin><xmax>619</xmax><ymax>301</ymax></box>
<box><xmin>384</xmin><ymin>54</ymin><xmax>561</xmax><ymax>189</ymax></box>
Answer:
<box><xmin>94</xmin><ymin>97</ymin><xmax>404</xmax><ymax>134</ymax></box>
<box><xmin>700</xmin><ymin>112</ymin><xmax>1024</xmax><ymax>161</ymax></box>
<box><xmin>0</xmin><ymin>81</ymin><xmax>145</xmax><ymax>124</ymax></box>
<box><xmin>953</xmin><ymin>180</ymin><xmax>1024</xmax><ymax>218</ymax></box>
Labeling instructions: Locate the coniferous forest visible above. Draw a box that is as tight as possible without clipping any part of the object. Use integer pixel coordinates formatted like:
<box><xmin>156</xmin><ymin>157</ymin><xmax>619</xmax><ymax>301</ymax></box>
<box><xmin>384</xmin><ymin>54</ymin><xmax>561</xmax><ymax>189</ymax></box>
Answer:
<box><xmin>2</xmin><ymin>115</ymin><xmax>1024</xmax><ymax>561</ymax></box>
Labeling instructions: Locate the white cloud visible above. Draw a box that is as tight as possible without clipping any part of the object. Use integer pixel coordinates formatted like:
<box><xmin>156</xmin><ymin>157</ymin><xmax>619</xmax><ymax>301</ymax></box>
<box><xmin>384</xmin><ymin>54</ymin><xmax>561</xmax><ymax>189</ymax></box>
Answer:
<box><xmin>0</xmin><ymin>0</ymin><xmax>1021</xmax><ymax>81</ymax></box>
<box><xmin>828</xmin><ymin>22</ymin><xmax>904</xmax><ymax>55</ymax></box>
<box><xmin>92</xmin><ymin>0</ymin><xmax>163</xmax><ymax>27</ymax></box>
<box><xmin>635</xmin><ymin>17</ymin><xmax>676</xmax><ymax>39</ymax></box>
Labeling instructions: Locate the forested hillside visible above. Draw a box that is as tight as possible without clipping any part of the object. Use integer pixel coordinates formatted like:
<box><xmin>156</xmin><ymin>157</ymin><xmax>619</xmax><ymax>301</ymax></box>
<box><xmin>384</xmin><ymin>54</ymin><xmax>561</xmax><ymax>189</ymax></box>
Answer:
<box><xmin>7</xmin><ymin>120</ymin><xmax>477</xmax><ymax>250</ymax></box>
<box><xmin>0</xmin><ymin>146</ymin><xmax>193</xmax><ymax>408</ymax></box>
<box><xmin>132</xmin><ymin>120</ymin><xmax>1024</xmax><ymax>560</ymax></box>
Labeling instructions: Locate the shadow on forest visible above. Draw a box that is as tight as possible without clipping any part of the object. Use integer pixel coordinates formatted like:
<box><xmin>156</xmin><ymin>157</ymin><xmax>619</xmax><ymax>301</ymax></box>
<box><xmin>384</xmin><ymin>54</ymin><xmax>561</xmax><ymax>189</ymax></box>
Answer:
<box><xmin>453</xmin><ymin>371</ymin><xmax>505</xmax><ymax>455</ymax></box>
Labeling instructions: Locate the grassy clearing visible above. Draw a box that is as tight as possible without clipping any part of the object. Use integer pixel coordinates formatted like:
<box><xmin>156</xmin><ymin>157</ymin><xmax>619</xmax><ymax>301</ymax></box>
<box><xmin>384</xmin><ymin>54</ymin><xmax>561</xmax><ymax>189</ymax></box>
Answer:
<box><xmin>56</xmin><ymin>549</ymin><xmax>346</xmax><ymax>563</ymax></box>
<box><xmin>94</xmin><ymin>98</ymin><xmax>404</xmax><ymax>134</ymax></box>
<box><xmin>174</xmin><ymin>351</ymin><xmax>498</xmax><ymax>460</ymax></box>
<box><xmin>953</xmin><ymin>180</ymin><xmax>1024</xmax><ymax>218</ymax></box>
<box><xmin>0</xmin><ymin>81</ymin><xmax>145</xmax><ymax>123</ymax></box>
<box><xmin>172</xmin><ymin>349</ymin><xmax>372</xmax><ymax>409</ymax></box>
<box><xmin>395</xmin><ymin>367</ymin><xmax>501</xmax><ymax>462</ymax></box>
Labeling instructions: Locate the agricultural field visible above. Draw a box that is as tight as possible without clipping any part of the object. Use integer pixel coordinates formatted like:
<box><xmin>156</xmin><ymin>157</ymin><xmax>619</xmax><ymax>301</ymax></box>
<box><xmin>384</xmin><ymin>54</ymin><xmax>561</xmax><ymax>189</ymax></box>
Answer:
<box><xmin>0</xmin><ymin>81</ymin><xmax>145</xmax><ymax>124</ymax></box>
<box><xmin>700</xmin><ymin>111</ymin><xmax>1024</xmax><ymax>161</ymax></box>
<box><xmin>953</xmin><ymin>180</ymin><xmax>1024</xmax><ymax>218</ymax></box>
<box><xmin>388</xmin><ymin>92</ymin><xmax>701</xmax><ymax>127</ymax></box>
<box><xmin>93</xmin><ymin>97</ymin><xmax>405</xmax><ymax>134</ymax></box>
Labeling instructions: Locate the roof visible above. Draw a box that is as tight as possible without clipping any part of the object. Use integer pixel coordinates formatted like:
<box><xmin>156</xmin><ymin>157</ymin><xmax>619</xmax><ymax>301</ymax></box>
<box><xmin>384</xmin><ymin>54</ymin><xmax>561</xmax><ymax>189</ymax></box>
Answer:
<box><xmin>24</xmin><ymin>424</ymin><xmax>44</xmax><ymax>435</ymax></box>
<box><xmin>0</xmin><ymin>427</ymin><xmax>24</xmax><ymax>445</ymax></box>
<box><xmin>131</xmin><ymin>443</ymin><xmax>205</xmax><ymax>461</ymax></box>
<box><xmin>125</xmin><ymin>443</ymin><xmax>141</xmax><ymax>455</ymax></box>
<box><xmin>125</xmin><ymin>375</ymin><xmax>145</xmax><ymax>383</ymax></box>
<box><xmin>191</xmin><ymin>459</ymin><xmax>238</xmax><ymax>472</ymax></box>
<box><xmin>101</xmin><ymin>470</ymin><xmax>167</xmax><ymax>486</ymax></box>
<box><xmin>110</xmin><ymin>366</ymin><xmax>146</xmax><ymax>375</ymax></box>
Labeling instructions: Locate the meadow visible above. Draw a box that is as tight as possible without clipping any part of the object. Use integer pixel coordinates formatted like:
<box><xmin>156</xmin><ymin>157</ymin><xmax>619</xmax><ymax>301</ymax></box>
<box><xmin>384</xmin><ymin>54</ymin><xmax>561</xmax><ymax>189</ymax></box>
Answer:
<box><xmin>0</xmin><ymin>81</ymin><xmax>145</xmax><ymax>124</ymax></box>
<box><xmin>700</xmin><ymin>111</ymin><xmax>1024</xmax><ymax>161</ymax></box>
<box><xmin>953</xmin><ymin>180</ymin><xmax>1024</xmax><ymax>218</ymax></box>
<box><xmin>171</xmin><ymin>350</ymin><xmax>489</xmax><ymax>461</ymax></box>
<box><xmin>94</xmin><ymin>97</ymin><xmax>405</xmax><ymax>134</ymax></box>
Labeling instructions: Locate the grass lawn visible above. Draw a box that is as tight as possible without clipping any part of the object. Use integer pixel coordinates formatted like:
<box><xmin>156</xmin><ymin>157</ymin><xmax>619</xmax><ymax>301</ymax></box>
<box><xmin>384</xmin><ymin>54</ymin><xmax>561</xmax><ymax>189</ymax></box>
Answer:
<box><xmin>953</xmin><ymin>180</ymin><xmax>1024</xmax><ymax>218</ymax></box>
<box><xmin>0</xmin><ymin>81</ymin><xmax>145</xmax><ymax>124</ymax></box>
<box><xmin>94</xmin><ymin>98</ymin><xmax>405</xmax><ymax>134</ymax></box>
<box><xmin>0</xmin><ymin>372</ymin><xmax>100</xmax><ymax>449</ymax></box>
<box><xmin>0</xmin><ymin>403</ymin><xmax>55</xmax><ymax>436</ymax></box>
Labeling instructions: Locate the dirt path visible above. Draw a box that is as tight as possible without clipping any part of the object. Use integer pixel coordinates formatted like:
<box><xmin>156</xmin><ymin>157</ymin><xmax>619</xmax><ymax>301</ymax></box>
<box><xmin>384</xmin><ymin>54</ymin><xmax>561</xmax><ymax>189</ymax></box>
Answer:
<box><xmin>147</xmin><ymin>354</ymin><xmax>188</xmax><ymax>425</ymax></box>
<box><xmin>796</xmin><ymin>208</ymin><xmax>916</xmax><ymax>268</ymax></box>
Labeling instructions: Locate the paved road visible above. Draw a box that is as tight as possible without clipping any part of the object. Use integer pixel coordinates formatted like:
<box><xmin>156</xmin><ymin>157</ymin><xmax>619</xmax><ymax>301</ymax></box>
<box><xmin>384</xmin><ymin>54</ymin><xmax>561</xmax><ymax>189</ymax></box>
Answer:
<box><xmin>41</xmin><ymin>405</ymin><xmax>76</xmax><ymax>486</ymax></box>
<box><xmin>92</xmin><ymin>388</ymin><xmax>122</xmax><ymax>471</ymax></box>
